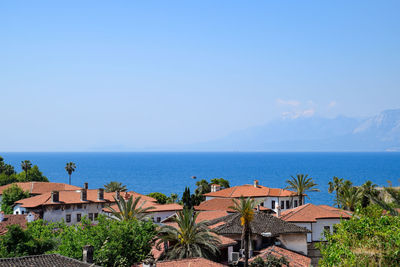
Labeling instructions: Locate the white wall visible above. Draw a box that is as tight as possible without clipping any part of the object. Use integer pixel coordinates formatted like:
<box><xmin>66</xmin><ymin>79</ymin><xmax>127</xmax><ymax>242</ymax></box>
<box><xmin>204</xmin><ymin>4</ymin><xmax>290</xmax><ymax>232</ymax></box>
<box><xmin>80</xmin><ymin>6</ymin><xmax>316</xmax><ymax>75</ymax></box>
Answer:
<box><xmin>149</xmin><ymin>211</ymin><xmax>177</xmax><ymax>223</ymax></box>
<box><xmin>311</xmin><ymin>218</ymin><xmax>341</xmax><ymax>242</ymax></box>
<box><xmin>43</xmin><ymin>203</ymin><xmax>104</xmax><ymax>224</ymax></box>
<box><xmin>278</xmin><ymin>233</ymin><xmax>308</xmax><ymax>255</ymax></box>
<box><xmin>294</xmin><ymin>222</ymin><xmax>312</xmax><ymax>242</ymax></box>
<box><xmin>13</xmin><ymin>204</ymin><xmax>27</xmax><ymax>215</ymax></box>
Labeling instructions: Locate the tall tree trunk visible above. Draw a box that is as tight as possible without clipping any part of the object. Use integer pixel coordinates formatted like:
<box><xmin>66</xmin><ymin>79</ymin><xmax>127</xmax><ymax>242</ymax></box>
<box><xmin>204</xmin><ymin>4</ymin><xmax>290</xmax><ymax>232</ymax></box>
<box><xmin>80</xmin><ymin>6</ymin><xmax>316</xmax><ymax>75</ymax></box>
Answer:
<box><xmin>299</xmin><ymin>193</ymin><xmax>303</xmax><ymax>206</ymax></box>
<box><xmin>25</xmin><ymin>170</ymin><xmax>28</xmax><ymax>180</ymax></box>
<box><xmin>69</xmin><ymin>174</ymin><xmax>71</xmax><ymax>185</ymax></box>
<box><xmin>244</xmin><ymin>225</ymin><xmax>249</xmax><ymax>267</ymax></box>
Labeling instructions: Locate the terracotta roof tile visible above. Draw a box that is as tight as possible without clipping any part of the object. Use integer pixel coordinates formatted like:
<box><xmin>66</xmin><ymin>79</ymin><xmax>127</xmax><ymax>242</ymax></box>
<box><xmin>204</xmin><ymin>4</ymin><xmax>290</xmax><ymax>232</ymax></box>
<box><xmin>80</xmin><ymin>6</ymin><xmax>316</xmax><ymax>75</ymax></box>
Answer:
<box><xmin>0</xmin><ymin>182</ymin><xmax>81</xmax><ymax>195</ymax></box>
<box><xmin>207</xmin><ymin>212</ymin><xmax>310</xmax><ymax>236</ymax></box>
<box><xmin>195</xmin><ymin>199</ymin><xmax>270</xmax><ymax>213</ymax></box>
<box><xmin>104</xmin><ymin>201</ymin><xmax>183</xmax><ymax>213</ymax></box>
<box><xmin>196</xmin><ymin>211</ymin><xmax>230</xmax><ymax>222</ymax></box>
<box><xmin>0</xmin><ymin>254</ymin><xmax>101</xmax><ymax>267</ymax></box>
<box><xmin>0</xmin><ymin>214</ymin><xmax>29</xmax><ymax>235</ymax></box>
<box><xmin>204</xmin><ymin>184</ymin><xmax>297</xmax><ymax>198</ymax></box>
<box><xmin>249</xmin><ymin>246</ymin><xmax>311</xmax><ymax>267</ymax></box>
<box><xmin>16</xmin><ymin>189</ymin><xmax>118</xmax><ymax>208</ymax></box>
<box><xmin>156</xmin><ymin>257</ymin><xmax>227</xmax><ymax>267</ymax></box>
<box><xmin>280</xmin><ymin>204</ymin><xmax>352</xmax><ymax>223</ymax></box>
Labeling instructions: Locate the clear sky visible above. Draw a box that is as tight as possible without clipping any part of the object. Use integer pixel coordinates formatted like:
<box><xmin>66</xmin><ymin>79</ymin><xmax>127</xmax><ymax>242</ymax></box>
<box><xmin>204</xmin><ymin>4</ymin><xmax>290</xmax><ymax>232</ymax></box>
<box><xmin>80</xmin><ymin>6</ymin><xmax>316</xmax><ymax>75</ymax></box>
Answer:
<box><xmin>1</xmin><ymin>1</ymin><xmax>400</xmax><ymax>151</ymax></box>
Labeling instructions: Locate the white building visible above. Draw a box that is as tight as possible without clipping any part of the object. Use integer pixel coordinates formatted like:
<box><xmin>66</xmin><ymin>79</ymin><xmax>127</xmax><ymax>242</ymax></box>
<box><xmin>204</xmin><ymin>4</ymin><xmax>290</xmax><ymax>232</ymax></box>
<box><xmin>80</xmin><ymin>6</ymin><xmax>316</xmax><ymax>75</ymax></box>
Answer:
<box><xmin>279</xmin><ymin>203</ymin><xmax>352</xmax><ymax>243</ymax></box>
<box><xmin>204</xmin><ymin>180</ymin><xmax>303</xmax><ymax>210</ymax></box>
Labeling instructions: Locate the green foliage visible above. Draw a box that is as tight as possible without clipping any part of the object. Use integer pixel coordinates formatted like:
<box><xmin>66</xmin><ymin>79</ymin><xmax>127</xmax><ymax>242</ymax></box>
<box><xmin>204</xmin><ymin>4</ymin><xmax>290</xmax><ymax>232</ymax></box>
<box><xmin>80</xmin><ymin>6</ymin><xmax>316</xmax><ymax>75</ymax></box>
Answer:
<box><xmin>1</xmin><ymin>217</ymin><xmax>157</xmax><ymax>267</ymax></box>
<box><xmin>210</xmin><ymin>178</ymin><xmax>230</xmax><ymax>188</ymax></box>
<box><xmin>182</xmin><ymin>187</ymin><xmax>193</xmax><ymax>209</ymax></box>
<box><xmin>285</xmin><ymin>174</ymin><xmax>319</xmax><ymax>205</ymax></box>
<box><xmin>0</xmin><ymin>224</ymin><xmax>55</xmax><ymax>258</ymax></box>
<box><xmin>317</xmin><ymin>205</ymin><xmax>400</xmax><ymax>267</ymax></box>
<box><xmin>370</xmin><ymin>186</ymin><xmax>400</xmax><ymax>216</ymax></box>
<box><xmin>157</xmin><ymin>208</ymin><xmax>221</xmax><ymax>260</ymax></box>
<box><xmin>167</xmin><ymin>193</ymin><xmax>178</xmax><ymax>203</ymax></box>
<box><xmin>0</xmin><ymin>173</ymin><xmax>18</xmax><ymax>186</ymax></box>
<box><xmin>0</xmin><ymin>157</ymin><xmax>15</xmax><ymax>176</ymax></box>
<box><xmin>0</xmin><ymin>184</ymin><xmax>30</xmax><ymax>214</ymax></box>
<box><xmin>107</xmin><ymin>195</ymin><xmax>154</xmax><ymax>221</ymax></box>
<box><xmin>250</xmin><ymin>255</ymin><xmax>289</xmax><ymax>267</ymax></box>
<box><xmin>16</xmin><ymin>165</ymin><xmax>49</xmax><ymax>183</ymax></box>
<box><xmin>65</xmin><ymin>162</ymin><xmax>76</xmax><ymax>185</ymax></box>
<box><xmin>147</xmin><ymin>192</ymin><xmax>168</xmax><ymax>204</ymax></box>
<box><xmin>104</xmin><ymin>181</ymin><xmax>127</xmax><ymax>193</ymax></box>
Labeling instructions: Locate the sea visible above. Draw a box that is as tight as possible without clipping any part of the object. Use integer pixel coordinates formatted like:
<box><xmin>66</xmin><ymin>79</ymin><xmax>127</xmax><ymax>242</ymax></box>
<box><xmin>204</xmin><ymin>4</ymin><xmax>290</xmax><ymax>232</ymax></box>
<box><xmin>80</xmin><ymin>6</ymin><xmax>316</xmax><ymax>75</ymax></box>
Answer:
<box><xmin>2</xmin><ymin>152</ymin><xmax>400</xmax><ymax>206</ymax></box>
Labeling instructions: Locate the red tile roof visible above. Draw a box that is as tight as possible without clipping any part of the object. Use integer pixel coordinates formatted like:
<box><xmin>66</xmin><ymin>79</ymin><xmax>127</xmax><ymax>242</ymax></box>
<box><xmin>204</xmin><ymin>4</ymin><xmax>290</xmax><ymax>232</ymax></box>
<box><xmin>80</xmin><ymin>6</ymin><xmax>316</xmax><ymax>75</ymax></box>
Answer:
<box><xmin>0</xmin><ymin>213</ymin><xmax>38</xmax><ymax>235</ymax></box>
<box><xmin>195</xmin><ymin>198</ymin><xmax>271</xmax><ymax>213</ymax></box>
<box><xmin>156</xmin><ymin>258</ymin><xmax>227</xmax><ymax>267</ymax></box>
<box><xmin>280</xmin><ymin>204</ymin><xmax>352</xmax><ymax>223</ymax></box>
<box><xmin>195</xmin><ymin>198</ymin><xmax>237</xmax><ymax>212</ymax></box>
<box><xmin>0</xmin><ymin>182</ymin><xmax>81</xmax><ymax>195</ymax></box>
<box><xmin>196</xmin><ymin>211</ymin><xmax>230</xmax><ymax>222</ymax></box>
<box><xmin>250</xmin><ymin>246</ymin><xmax>311</xmax><ymax>267</ymax></box>
<box><xmin>104</xmin><ymin>201</ymin><xmax>183</xmax><ymax>214</ymax></box>
<box><xmin>204</xmin><ymin>184</ymin><xmax>297</xmax><ymax>198</ymax></box>
<box><xmin>16</xmin><ymin>190</ymin><xmax>157</xmax><ymax>209</ymax></box>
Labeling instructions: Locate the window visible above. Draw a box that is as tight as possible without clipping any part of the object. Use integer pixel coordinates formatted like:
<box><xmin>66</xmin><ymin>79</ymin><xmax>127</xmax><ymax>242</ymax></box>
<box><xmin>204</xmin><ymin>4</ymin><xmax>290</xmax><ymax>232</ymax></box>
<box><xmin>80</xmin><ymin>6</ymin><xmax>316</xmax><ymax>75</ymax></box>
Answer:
<box><xmin>294</xmin><ymin>200</ymin><xmax>298</xmax><ymax>207</ymax></box>
<box><xmin>21</xmin><ymin>211</ymin><xmax>25</xmax><ymax>214</ymax></box>
<box><xmin>55</xmin><ymin>206</ymin><xmax>61</xmax><ymax>210</ymax></box>
<box><xmin>281</xmin><ymin>201</ymin><xmax>285</xmax><ymax>209</ymax></box>
<box><xmin>77</xmin><ymin>204</ymin><xmax>82</xmax><ymax>209</ymax></box>
<box><xmin>286</xmin><ymin>200</ymin><xmax>290</xmax><ymax>209</ymax></box>
<box><xmin>323</xmin><ymin>226</ymin><xmax>331</xmax><ymax>237</ymax></box>
<box><xmin>77</xmin><ymin>213</ymin><xmax>81</xmax><ymax>222</ymax></box>
<box><xmin>16</xmin><ymin>211</ymin><xmax>19</xmax><ymax>215</ymax></box>
<box><xmin>66</xmin><ymin>214</ymin><xmax>71</xmax><ymax>223</ymax></box>
<box><xmin>271</xmin><ymin>200</ymin><xmax>276</xmax><ymax>209</ymax></box>
<box><xmin>65</xmin><ymin>205</ymin><xmax>71</xmax><ymax>210</ymax></box>
<box><xmin>89</xmin><ymin>213</ymin><xmax>93</xmax><ymax>221</ymax></box>
<box><xmin>94</xmin><ymin>213</ymin><xmax>98</xmax><ymax>220</ymax></box>
<box><xmin>156</xmin><ymin>217</ymin><xmax>161</xmax><ymax>223</ymax></box>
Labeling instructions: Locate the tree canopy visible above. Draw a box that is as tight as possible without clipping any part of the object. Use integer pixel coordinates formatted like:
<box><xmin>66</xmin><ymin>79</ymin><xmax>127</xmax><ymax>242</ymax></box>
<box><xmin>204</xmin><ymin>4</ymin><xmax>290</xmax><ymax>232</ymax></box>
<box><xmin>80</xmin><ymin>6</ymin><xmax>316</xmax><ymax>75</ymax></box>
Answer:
<box><xmin>104</xmin><ymin>181</ymin><xmax>128</xmax><ymax>192</ymax></box>
<box><xmin>0</xmin><ymin>184</ymin><xmax>30</xmax><ymax>214</ymax></box>
<box><xmin>318</xmin><ymin>205</ymin><xmax>400</xmax><ymax>266</ymax></box>
<box><xmin>0</xmin><ymin>216</ymin><xmax>157</xmax><ymax>267</ymax></box>
<box><xmin>147</xmin><ymin>192</ymin><xmax>168</xmax><ymax>204</ymax></box>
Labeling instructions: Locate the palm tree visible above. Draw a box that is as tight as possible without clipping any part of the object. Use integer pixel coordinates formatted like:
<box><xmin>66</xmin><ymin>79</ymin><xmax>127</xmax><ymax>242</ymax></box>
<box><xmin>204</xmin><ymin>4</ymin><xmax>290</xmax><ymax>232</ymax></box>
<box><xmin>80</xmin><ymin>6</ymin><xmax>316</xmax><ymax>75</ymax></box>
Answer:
<box><xmin>328</xmin><ymin>176</ymin><xmax>344</xmax><ymax>208</ymax></box>
<box><xmin>157</xmin><ymin>208</ymin><xmax>221</xmax><ymax>260</ymax></box>
<box><xmin>107</xmin><ymin>195</ymin><xmax>154</xmax><ymax>221</ymax></box>
<box><xmin>229</xmin><ymin>197</ymin><xmax>256</xmax><ymax>267</ymax></box>
<box><xmin>370</xmin><ymin>187</ymin><xmax>400</xmax><ymax>216</ymax></box>
<box><xmin>65</xmin><ymin>162</ymin><xmax>76</xmax><ymax>185</ymax></box>
<box><xmin>285</xmin><ymin>174</ymin><xmax>319</xmax><ymax>206</ymax></box>
<box><xmin>21</xmin><ymin>160</ymin><xmax>32</xmax><ymax>180</ymax></box>
<box><xmin>360</xmin><ymin>180</ymin><xmax>378</xmax><ymax>208</ymax></box>
<box><xmin>337</xmin><ymin>181</ymin><xmax>362</xmax><ymax>211</ymax></box>
<box><xmin>168</xmin><ymin>193</ymin><xmax>178</xmax><ymax>203</ymax></box>
<box><xmin>104</xmin><ymin>181</ymin><xmax>127</xmax><ymax>193</ymax></box>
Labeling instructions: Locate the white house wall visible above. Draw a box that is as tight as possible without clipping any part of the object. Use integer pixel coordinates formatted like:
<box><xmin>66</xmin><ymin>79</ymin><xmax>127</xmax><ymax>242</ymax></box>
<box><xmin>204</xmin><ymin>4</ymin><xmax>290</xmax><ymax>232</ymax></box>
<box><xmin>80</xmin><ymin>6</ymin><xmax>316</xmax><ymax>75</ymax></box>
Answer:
<box><xmin>278</xmin><ymin>233</ymin><xmax>308</xmax><ymax>255</ymax></box>
<box><xmin>293</xmin><ymin>222</ymin><xmax>312</xmax><ymax>242</ymax></box>
<box><xmin>311</xmin><ymin>218</ymin><xmax>341</xmax><ymax>242</ymax></box>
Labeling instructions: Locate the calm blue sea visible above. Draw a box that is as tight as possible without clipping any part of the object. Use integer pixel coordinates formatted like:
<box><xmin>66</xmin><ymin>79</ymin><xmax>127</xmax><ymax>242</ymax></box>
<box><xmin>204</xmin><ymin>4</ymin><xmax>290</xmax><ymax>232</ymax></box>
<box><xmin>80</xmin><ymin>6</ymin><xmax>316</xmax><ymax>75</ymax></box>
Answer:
<box><xmin>1</xmin><ymin>152</ymin><xmax>400</xmax><ymax>206</ymax></box>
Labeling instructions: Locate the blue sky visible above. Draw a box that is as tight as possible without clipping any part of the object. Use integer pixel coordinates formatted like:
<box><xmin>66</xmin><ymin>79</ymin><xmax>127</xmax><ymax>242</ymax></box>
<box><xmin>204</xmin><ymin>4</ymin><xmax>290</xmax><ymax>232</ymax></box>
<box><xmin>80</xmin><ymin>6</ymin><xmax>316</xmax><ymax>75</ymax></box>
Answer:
<box><xmin>1</xmin><ymin>1</ymin><xmax>400</xmax><ymax>151</ymax></box>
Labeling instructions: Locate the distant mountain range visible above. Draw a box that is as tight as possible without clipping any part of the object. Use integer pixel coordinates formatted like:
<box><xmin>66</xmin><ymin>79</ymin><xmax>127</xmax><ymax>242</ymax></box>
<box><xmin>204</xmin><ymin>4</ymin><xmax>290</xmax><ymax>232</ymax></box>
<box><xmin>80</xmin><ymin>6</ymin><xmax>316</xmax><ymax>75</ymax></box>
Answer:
<box><xmin>183</xmin><ymin>109</ymin><xmax>400</xmax><ymax>152</ymax></box>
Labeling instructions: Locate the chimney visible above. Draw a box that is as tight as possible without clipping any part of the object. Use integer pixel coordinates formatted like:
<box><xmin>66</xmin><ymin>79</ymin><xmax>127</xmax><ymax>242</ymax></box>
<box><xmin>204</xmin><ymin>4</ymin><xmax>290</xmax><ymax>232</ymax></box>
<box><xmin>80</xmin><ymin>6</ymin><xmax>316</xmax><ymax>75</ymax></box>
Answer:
<box><xmin>97</xmin><ymin>188</ymin><xmax>104</xmax><ymax>200</ymax></box>
<box><xmin>82</xmin><ymin>245</ymin><xmax>94</xmax><ymax>264</ymax></box>
<box><xmin>51</xmin><ymin>191</ymin><xmax>59</xmax><ymax>203</ymax></box>
<box><xmin>115</xmin><ymin>190</ymin><xmax>120</xmax><ymax>200</ymax></box>
<box><xmin>275</xmin><ymin>205</ymin><xmax>281</xmax><ymax>217</ymax></box>
<box><xmin>81</xmin><ymin>189</ymin><xmax>87</xmax><ymax>201</ymax></box>
<box><xmin>254</xmin><ymin>180</ymin><xmax>259</xmax><ymax>187</ymax></box>
<box><xmin>84</xmin><ymin>182</ymin><xmax>88</xmax><ymax>189</ymax></box>
<box><xmin>211</xmin><ymin>184</ymin><xmax>221</xmax><ymax>192</ymax></box>
<box><xmin>0</xmin><ymin>212</ymin><xmax>4</xmax><ymax>222</ymax></box>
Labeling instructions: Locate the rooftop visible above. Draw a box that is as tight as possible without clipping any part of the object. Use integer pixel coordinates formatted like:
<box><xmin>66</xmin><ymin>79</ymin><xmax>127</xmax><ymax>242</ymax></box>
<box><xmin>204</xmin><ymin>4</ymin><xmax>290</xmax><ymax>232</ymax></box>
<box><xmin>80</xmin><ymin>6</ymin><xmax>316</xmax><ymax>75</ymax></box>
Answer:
<box><xmin>207</xmin><ymin>212</ymin><xmax>310</xmax><ymax>236</ymax></box>
<box><xmin>155</xmin><ymin>257</ymin><xmax>226</xmax><ymax>267</ymax></box>
<box><xmin>250</xmin><ymin>246</ymin><xmax>311</xmax><ymax>267</ymax></box>
<box><xmin>0</xmin><ymin>254</ymin><xmax>100</xmax><ymax>267</ymax></box>
<box><xmin>204</xmin><ymin>184</ymin><xmax>297</xmax><ymax>198</ymax></box>
<box><xmin>280</xmin><ymin>203</ymin><xmax>352</xmax><ymax>223</ymax></box>
<box><xmin>0</xmin><ymin>213</ymin><xmax>38</xmax><ymax>235</ymax></box>
<box><xmin>0</xmin><ymin>182</ymin><xmax>81</xmax><ymax>195</ymax></box>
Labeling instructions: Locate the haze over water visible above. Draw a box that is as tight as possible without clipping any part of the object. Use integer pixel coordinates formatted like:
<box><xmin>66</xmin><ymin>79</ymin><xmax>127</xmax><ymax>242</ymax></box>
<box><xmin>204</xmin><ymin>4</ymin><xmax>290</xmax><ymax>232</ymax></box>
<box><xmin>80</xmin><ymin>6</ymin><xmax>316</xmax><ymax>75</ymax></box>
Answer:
<box><xmin>2</xmin><ymin>152</ymin><xmax>400</xmax><ymax>205</ymax></box>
